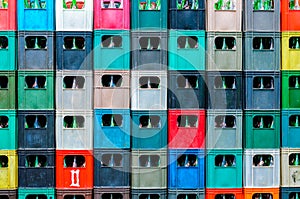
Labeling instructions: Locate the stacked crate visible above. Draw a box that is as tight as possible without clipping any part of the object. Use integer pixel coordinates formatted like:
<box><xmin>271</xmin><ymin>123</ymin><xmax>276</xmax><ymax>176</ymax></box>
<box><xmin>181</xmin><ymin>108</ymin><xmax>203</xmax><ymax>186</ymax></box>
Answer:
<box><xmin>281</xmin><ymin>0</ymin><xmax>300</xmax><ymax>198</ymax></box>
<box><xmin>93</xmin><ymin>0</ymin><xmax>130</xmax><ymax>198</ymax></box>
<box><xmin>206</xmin><ymin>0</ymin><xmax>243</xmax><ymax>198</ymax></box>
<box><xmin>55</xmin><ymin>0</ymin><xmax>93</xmax><ymax>198</ymax></box>
<box><xmin>17</xmin><ymin>0</ymin><xmax>55</xmax><ymax>198</ymax></box>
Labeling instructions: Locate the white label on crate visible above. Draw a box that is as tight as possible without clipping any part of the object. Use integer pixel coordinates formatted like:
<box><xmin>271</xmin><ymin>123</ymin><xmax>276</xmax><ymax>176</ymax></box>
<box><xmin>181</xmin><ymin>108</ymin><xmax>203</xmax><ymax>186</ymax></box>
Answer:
<box><xmin>70</xmin><ymin>169</ymin><xmax>80</xmax><ymax>187</ymax></box>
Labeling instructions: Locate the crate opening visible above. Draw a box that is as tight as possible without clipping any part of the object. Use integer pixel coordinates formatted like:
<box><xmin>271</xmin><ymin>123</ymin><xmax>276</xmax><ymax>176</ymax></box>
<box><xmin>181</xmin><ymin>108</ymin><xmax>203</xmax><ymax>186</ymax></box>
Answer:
<box><xmin>139</xmin><ymin>195</ymin><xmax>160</xmax><ymax>199</ymax></box>
<box><xmin>253</xmin><ymin>116</ymin><xmax>274</xmax><ymax>128</ymax></box>
<box><xmin>25</xmin><ymin>76</ymin><xmax>46</xmax><ymax>89</ymax></box>
<box><xmin>214</xmin><ymin>0</ymin><xmax>236</xmax><ymax>10</ymax></box>
<box><xmin>0</xmin><ymin>195</ymin><xmax>9</xmax><ymax>199</ymax></box>
<box><xmin>0</xmin><ymin>0</ymin><xmax>8</xmax><ymax>9</ymax></box>
<box><xmin>290</xmin><ymin>0</ymin><xmax>300</xmax><ymax>10</ymax></box>
<box><xmin>215</xmin><ymin>115</ymin><xmax>236</xmax><ymax>128</ymax></box>
<box><xmin>25</xmin><ymin>36</ymin><xmax>47</xmax><ymax>49</ymax></box>
<box><xmin>24</xmin><ymin>0</ymin><xmax>46</xmax><ymax>9</ymax></box>
<box><xmin>63</xmin><ymin>116</ymin><xmax>85</xmax><ymax>128</ymax></box>
<box><xmin>139</xmin><ymin>155</ymin><xmax>160</xmax><ymax>167</ymax></box>
<box><xmin>25</xmin><ymin>155</ymin><xmax>47</xmax><ymax>167</ymax></box>
<box><xmin>253</xmin><ymin>155</ymin><xmax>274</xmax><ymax>166</ymax></box>
<box><xmin>64</xmin><ymin>37</ymin><xmax>85</xmax><ymax>50</ymax></box>
<box><xmin>0</xmin><ymin>36</ymin><xmax>8</xmax><ymax>49</ymax></box>
<box><xmin>215</xmin><ymin>155</ymin><xmax>236</xmax><ymax>167</ymax></box>
<box><xmin>0</xmin><ymin>116</ymin><xmax>8</xmax><ymax>128</ymax></box>
<box><xmin>101</xmin><ymin>35</ymin><xmax>122</xmax><ymax>48</ymax></box>
<box><xmin>25</xmin><ymin>195</ymin><xmax>47</xmax><ymax>199</ymax></box>
<box><xmin>252</xmin><ymin>193</ymin><xmax>273</xmax><ymax>199</ymax></box>
<box><xmin>102</xmin><ymin>75</ymin><xmax>122</xmax><ymax>87</ymax></box>
<box><xmin>139</xmin><ymin>115</ymin><xmax>161</xmax><ymax>128</ymax></box>
<box><xmin>177</xmin><ymin>0</ymin><xmax>199</xmax><ymax>9</ymax></box>
<box><xmin>177</xmin><ymin>36</ymin><xmax>198</xmax><ymax>49</ymax></box>
<box><xmin>253</xmin><ymin>37</ymin><xmax>274</xmax><ymax>50</ymax></box>
<box><xmin>0</xmin><ymin>76</ymin><xmax>8</xmax><ymax>89</ymax></box>
<box><xmin>177</xmin><ymin>194</ymin><xmax>198</xmax><ymax>199</ymax></box>
<box><xmin>253</xmin><ymin>0</ymin><xmax>274</xmax><ymax>10</ymax></box>
<box><xmin>177</xmin><ymin>115</ymin><xmax>198</xmax><ymax>127</ymax></box>
<box><xmin>177</xmin><ymin>154</ymin><xmax>198</xmax><ymax>167</ymax></box>
<box><xmin>25</xmin><ymin>115</ymin><xmax>47</xmax><ymax>129</ymax></box>
<box><xmin>63</xmin><ymin>0</ymin><xmax>85</xmax><ymax>9</ymax></box>
<box><xmin>289</xmin><ymin>153</ymin><xmax>300</xmax><ymax>165</ymax></box>
<box><xmin>102</xmin><ymin>0</ymin><xmax>123</xmax><ymax>8</ymax></box>
<box><xmin>214</xmin><ymin>76</ymin><xmax>236</xmax><ymax>89</ymax></box>
<box><xmin>177</xmin><ymin>75</ymin><xmax>198</xmax><ymax>88</ymax></box>
<box><xmin>139</xmin><ymin>0</ymin><xmax>161</xmax><ymax>10</ymax></box>
<box><xmin>64</xmin><ymin>155</ymin><xmax>86</xmax><ymax>167</ymax></box>
<box><xmin>102</xmin><ymin>193</ymin><xmax>123</xmax><ymax>199</ymax></box>
<box><xmin>139</xmin><ymin>76</ymin><xmax>160</xmax><ymax>88</ymax></box>
<box><xmin>290</xmin><ymin>37</ymin><xmax>300</xmax><ymax>49</ymax></box>
<box><xmin>63</xmin><ymin>76</ymin><xmax>85</xmax><ymax>89</ymax></box>
<box><xmin>0</xmin><ymin>155</ymin><xmax>8</xmax><ymax>167</ymax></box>
<box><xmin>215</xmin><ymin>194</ymin><xmax>235</xmax><ymax>199</ymax></box>
<box><xmin>139</xmin><ymin>37</ymin><xmax>161</xmax><ymax>50</ymax></box>
<box><xmin>102</xmin><ymin>114</ymin><xmax>123</xmax><ymax>127</ymax></box>
<box><xmin>64</xmin><ymin>195</ymin><xmax>85</xmax><ymax>199</ymax></box>
<box><xmin>253</xmin><ymin>77</ymin><xmax>274</xmax><ymax>89</ymax></box>
<box><xmin>289</xmin><ymin>115</ymin><xmax>300</xmax><ymax>127</ymax></box>
<box><xmin>289</xmin><ymin>193</ymin><xmax>300</xmax><ymax>199</ymax></box>
<box><xmin>289</xmin><ymin>76</ymin><xmax>300</xmax><ymax>88</ymax></box>
<box><xmin>101</xmin><ymin>154</ymin><xmax>123</xmax><ymax>167</ymax></box>
<box><xmin>215</xmin><ymin>37</ymin><xmax>236</xmax><ymax>50</ymax></box>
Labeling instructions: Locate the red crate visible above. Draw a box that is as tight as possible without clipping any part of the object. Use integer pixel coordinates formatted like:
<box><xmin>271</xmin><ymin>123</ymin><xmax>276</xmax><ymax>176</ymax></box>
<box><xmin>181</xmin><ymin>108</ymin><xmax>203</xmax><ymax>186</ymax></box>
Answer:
<box><xmin>168</xmin><ymin>110</ymin><xmax>205</xmax><ymax>149</ymax></box>
<box><xmin>244</xmin><ymin>188</ymin><xmax>279</xmax><ymax>199</ymax></box>
<box><xmin>94</xmin><ymin>0</ymin><xmax>130</xmax><ymax>30</ymax></box>
<box><xmin>206</xmin><ymin>188</ymin><xmax>244</xmax><ymax>199</ymax></box>
<box><xmin>56</xmin><ymin>150</ymin><xmax>93</xmax><ymax>189</ymax></box>
<box><xmin>0</xmin><ymin>0</ymin><xmax>16</xmax><ymax>30</ymax></box>
<box><xmin>281</xmin><ymin>0</ymin><xmax>300</xmax><ymax>31</ymax></box>
<box><xmin>56</xmin><ymin>189</ymin><xmax>92</xmax><ymax>199</ymax></box>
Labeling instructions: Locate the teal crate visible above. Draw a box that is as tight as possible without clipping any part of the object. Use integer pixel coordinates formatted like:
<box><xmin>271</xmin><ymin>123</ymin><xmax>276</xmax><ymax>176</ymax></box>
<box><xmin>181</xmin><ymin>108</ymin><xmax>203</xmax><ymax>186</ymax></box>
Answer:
<box><xmin>0</xmin><ymin>110</ymin><xmax>16</xmax><ymax>150</ymax></box>
<box><xmin>18</xmin><ymin>71</ymin><xmax>54</xmax><ymax>110</ymax></box>
<box><xmin>94</xmin><ymin>30</ymin><xmax>130</xmax><ymax>70</ymax></box>
<box><xmin>206</xmin><ymin>149</ymin><xmax>243</xmax><ymax>188</ymax></box>
<box><xmin>0</xmin><ymin>31</ymin><xmax>16</xmax><ymax>70</ymax></box>
<box><xmin>18</xmin><ymin>188</ymin><xmax>55</xmax><ymax>199</ymax></box>
<box><xmin>0</xmin><ymin>71</ymin><xmax>15</xmax><ymax>109</ymax></box>
<box><xmin>168</xmin><ymin>30</ymin><xmax>205</xmax><ymax>70</ymax></box>
<box><xmin>244</xmin><ymin>110</ymin><xmax>280</xmax><ymax>149</ymax></box>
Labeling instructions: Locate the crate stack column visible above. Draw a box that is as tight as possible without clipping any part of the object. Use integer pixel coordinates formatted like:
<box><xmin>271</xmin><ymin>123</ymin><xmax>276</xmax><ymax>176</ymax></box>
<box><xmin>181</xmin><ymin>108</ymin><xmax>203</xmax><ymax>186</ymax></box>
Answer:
<box><xmin>55</xmin><ymin>0</ymin><xmax>93</xmax><ymax>198</ymax></box>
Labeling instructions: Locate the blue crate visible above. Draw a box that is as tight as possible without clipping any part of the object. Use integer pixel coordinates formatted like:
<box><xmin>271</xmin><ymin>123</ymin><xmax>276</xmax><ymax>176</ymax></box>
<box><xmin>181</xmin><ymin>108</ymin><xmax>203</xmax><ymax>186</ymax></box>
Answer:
<box><xmin>282</xmin><ymin>109</ymin><xmax>300</xmax><ymax>148</ymax></box>
<box><xmin>94</xmin><ymin>109</ymin><xmax>130</xmax><ymax>149</ymax></box>
<box><xmin>281</xmin><ymin>187</ymin><xmax>300</xmax><ymax>199</ymax></box>
<box><xmin>168</xmin><ymin>149</ymin><xmax>205</xmax><ymax>189</ymax></box>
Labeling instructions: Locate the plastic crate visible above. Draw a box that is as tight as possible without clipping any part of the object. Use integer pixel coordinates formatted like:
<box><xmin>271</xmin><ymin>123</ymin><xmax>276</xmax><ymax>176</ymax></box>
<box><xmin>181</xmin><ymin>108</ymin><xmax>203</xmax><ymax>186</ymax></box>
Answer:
<box><xmin>0</xmin><ymin>31</ymin><xmax>16</xmax><ymax>70</ymax></box>
<box><xmin>169</xmin><ymin>0</ymin><xmax>205</xmax><ymax>30</ymax></box>
<box><xmin>0</xmin><ymin>189</ymin><xmax>17</xmax><ymax>199</ymax></box>
<box><xmin>0</xmin><ymin>0</ymin><xmax>16</xmax><ymax>30</ymax></box>
<box><xmin>17</xmin><ymin>0</ymin><xmax>55</xmax><ymax>31</ymax></box>
<box><xmin>57</xmin><ymin>189</ymin><xmax>92</xmax><ymax>199</ymax></box>
<box><xmin>243</xmin><ymin>0</ymin><xmax>280</xmax><ymax>32</ymax></box>
<box><xmin>206</xmin><ymin>0</ymin><xmax>242</xmax><ymax>32</ymax></box>
<box><xmin>56</xmin><ymin>31</ymin><xmax>92</xmax><ymax>70</ymax></box>
<box><xmin>56</xmin><ymin>70</ymin><xmax>92</xmax><ymax>110</ymax></box>
<box><xmin>168</xmin><ymin>110</ymin><xmax>206</xmax><ymax>149</ymax></box>
<box><xmin>168</xmin><ymin>30</ymin><xmax>205</xmax><ymax>71</ymax></box>
<box><xmin>94</xmin><ymin>30</ymin><xmax>130</xmax><ymax>70</ymax></box>
<box><xmin>94</xmin><ymin>0</ymin><xmax>130</xmax><ymax>30</ymax></box>
<box><xmin>18</xmin><ymin>110</ymin><xmax>55</xmax><ymax>149</ymax></box>
<box><xmin>131</xmin><ymin>70</ymin><xmax>167</xmax><ymax>110</ymax></box>
<box><xmin>244</xmin><ymin>110</ymin><xmax>280</xmax><ymax>149</ymax></box>
<box><xmin>281</xmin><ymin>187</ymin><xmax>300</xmax><ymax>199</ymax></box>
<box><xmin>0</xmin><ymin>71</ymin><xmax>16</xmax><ymax>109</ymax></box>
<box><xmin>18</xmin><ymin>188</ymin><xmax>55</xmax><ymax>199</ymax></box>
<box><xmin>207</xmin><ymin>109</ymin><xmax>242</xmax><ymax>149</ymax></box>
<box><xmin>168</xmin><ymin>149</ymin><xmax>205</xmax><ymax>189</ymax></box>
<box><xmin>56</xmin><ymin>150</ymin><xmax>93</xmax><ymax>189</ymax></box>
<box><xmin>0</xmin><ymin>150</ymin><xmax>17</xmax><ymax>189</ymax></box>
<box><xmin>94</xmin><ymin>188</ymin><xmax>130</xmax><ymax>199</ymax></box>
<box><xmin>131</xmin><ymin>189</ymin><xmax>167</xmax><ymax>199</ymax></box>
<box><xmin>281</xmin><ymin>0</ymin><xmax>300</xmax><ymax>31</ymax></box>
<box><xmin>207</xmin><ymin>71</ymin><xmax>243</xmax><ymax>109</ymax></box>
<box><xmin>18</xmin><ymin>31</ymin><xmax>54</xmax><ymax>70</ymax></box>
<box><xmin>94</xmin><ymin>70</ymin><xmax>130</xmax><ymax>109</ymax></box>
<box><xmin>282</xmin><ymin>110</ymin><xmax>300</xmax><ymax>148</ymax></box>
<box><xmin>56</xmin><ymin>110</ymin><xmax>93</xmax><ymax>150</ymax></box>
<box><xmin>168</xmin><ymin>189</ymin><xmax>204</xmax><ymax>199</ymax></box>
<box><xmin>244</xmin><ymin>188</ymin><xmax>279</xmax><ymax>199</ymax></box>
<box><xmin>206</xmin><ymin>188</ymin><xmax>243</xmax><ymax>199</ymax></box>
<box><xmin>17</xmin><ymin>70</ymin><xmax>54</xmax><ymax>110</ymax></box>
<box><xmin>131</xmin><ymin>110</ymin><xmax>167</xmax><ymax>149</ymax></box>
<box><xmin>94</xmin><ymin>109</ymin><xmax>130</xmax><ymax>149</ymax></box>
<box><xmin>244</xmin><ymin>71</ymin><xmax>281</xmax><ymax>109</ymax></box>
<box><xmin>56</xmin><ymin>0</ymin><xmax>93</xmax><ymax>31</ymax></box>
<box><xmin>206</xmin><ymin>32</ymin><xmax>242</xmax><ymax>71</ymax></box>
<box><xmin>94</xmin><ymin>149</ymin><xmax>130</xmax><ymax>187</ymax></box>
<box><xmin>243</xmin><ymin>32</ymin><xmax>280</xmax><ymax>71</ymax></box>
<box><xmin>280</xmin><ymin>148</ymin><xmax>300</xmax><ymax>187</ymax></box>
<box><xmin>131</xmin><ymin>31</ymin><xmax>167</xmax><ymax>70</ymax></box>
<box><xmin>282</xmin><ymin>71</ymin><xmax>300</xmax><ymax>109</ymax></box>
<box><xmin>131</xmin><ymin>0</ymin><xmax>167</xmax><ymax>30</ymax></box>
<box><xmin>206</xmin><ymin>149</ymin><xmax>243</xmax><ymax>188</ymax></box>
<box><xmin>18</xmin><ymin>149</ymin><xmax>55</xmax><ymax>187</ymax></box>
<box><xmin>131</xmin><ymin>149</ymin><xmax>167</xmax><ymax>189</ymax></box>
<box><xmin>243</xmin><ymin>149</ymin><xmax>280</xmax><ymax>188</ymax></box>
<box><xmin>282</xmin><ymin>32</ymin><xmax>300</xmax><ymax>70</ymax></box>
<box><xmin>168</xmin><ymin>70</ymin><xmax>206</xmax><ymax>109</ymax></box>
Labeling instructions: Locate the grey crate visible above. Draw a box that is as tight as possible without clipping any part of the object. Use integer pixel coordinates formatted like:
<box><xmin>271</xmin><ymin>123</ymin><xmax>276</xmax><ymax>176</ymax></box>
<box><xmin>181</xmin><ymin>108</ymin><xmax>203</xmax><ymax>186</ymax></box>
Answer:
<box><xmin>207</xmin><ymin>32</ymin><xmax>242</xmax><ymax>71</ymax></box>
<box><xmin>131</xmin><ymin>70</ymin><xmax>167</xmax><ymax>110</ymax></box>
<box><xmin>281</xmin><ymin>148</ymin><xmax>300</xmax><ymax>187</ymax></box>
<box><xmin>168</xmin><ymin>189</ymin><xmax>205</xmax><ymax>199</ymax></box>
<box><xmin>94</xmin><ymin>70</ymin><xmax>130</xmax><ymax>109</ymax></box>
<box><xmin>56</xmin><ymin>70</ymin><xmax>93</xmax><ymax>110</ymax></box>
<box><xmin>56</xmin><ymin>110</ymin><xmax>93</xmax><ymax>150</ymax></box>
<box><xmin>243</xmin><ymin>32</ymin><xmax>281</xmax><ymax>71</ymax></box>
<box><xmin>243</xmin><ymin>149</ymin><xmax>280</xmax><ymax>188</ymax></box>
<box><xmin>131</xmin><ymin>189</ymin><xmax>167</xmax><ymax>199</ymax></box>
<box><xmin>207</xmin><ymin>109</ymin><xmax>243</xmax><ymax>149</ymax></box>
<box><xmin>243</xmin><ymin>0</ymin><xmax>280</xmax><ymax>32</ymax></box>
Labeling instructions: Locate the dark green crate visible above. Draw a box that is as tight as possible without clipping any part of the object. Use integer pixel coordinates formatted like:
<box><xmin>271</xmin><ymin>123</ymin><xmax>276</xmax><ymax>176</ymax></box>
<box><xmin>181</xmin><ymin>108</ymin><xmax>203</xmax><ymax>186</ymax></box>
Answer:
<box><xmin>282</xmin><ymin>70</ymin><xmax>300</xmax><ymax>109</ymax></box>
<box><xmin>0</xmin><ymin>71</ymin><xmax>16</xmax><ymax>109</ymax></box>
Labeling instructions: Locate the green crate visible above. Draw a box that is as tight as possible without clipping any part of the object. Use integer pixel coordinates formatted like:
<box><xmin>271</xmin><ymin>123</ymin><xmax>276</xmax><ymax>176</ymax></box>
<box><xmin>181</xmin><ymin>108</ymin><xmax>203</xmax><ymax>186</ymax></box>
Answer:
<box><xmin>0</xmin><ymin>110</ymin><xmax>17</xmax><ymax>150</ymax></box>
<box><xmin>244</xmin><ymin>110</ymin><xmax>280</xmax><ymax>149</ymax></box>
<box><xmin>18</xmin><ymin>188</ymin><xmax>55</xmax><ymax>199</ymax></box>
<box><xmin>0</xmin><ymin>71</ymin><xmax>16</xmax><ymax>109</ymax></box>
<box><xmin>0</xmin><ymin>31</ymin><xmax>16</xmax><ymax>70</ymax></box>
<box><xmin>168</xmin><ymin>30</ymin><xmax>205</xmax><ymax>70</ymax></box>
<box><xmin>18</xmin><ymin>71</ymin><xmax>54</xmax><ymax>110</ymax></box>
<box><xmin>282</xmin><ymin>70</ymin><xmax>300</xmax><ymax>109</ymax></box>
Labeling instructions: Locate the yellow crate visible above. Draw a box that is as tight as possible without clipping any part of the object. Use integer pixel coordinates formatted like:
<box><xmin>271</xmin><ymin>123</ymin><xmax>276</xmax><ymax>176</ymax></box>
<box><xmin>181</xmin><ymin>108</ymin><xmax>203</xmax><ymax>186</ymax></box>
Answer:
<box><xmin>282</xmin><ymin>32</ymin><xmax>300</xmax><ymax>70</ymax></box>
<box><xmin>0</xmin><ymin>150</ymin><xmax>17</xmax><ymax>189</ymax></box>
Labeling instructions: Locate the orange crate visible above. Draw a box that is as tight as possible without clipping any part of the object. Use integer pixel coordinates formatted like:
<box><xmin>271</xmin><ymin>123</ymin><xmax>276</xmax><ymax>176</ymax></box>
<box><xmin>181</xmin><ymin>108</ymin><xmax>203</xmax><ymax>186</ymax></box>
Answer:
<box><xmin>206</xmin><ymin>188</ymin><xmax>243</xmax><ymax>199</ymax></box>
<box><xmin>244</xmin><ymin>188</ymin><xmax>279</xmax><ymax>199</ymax></box>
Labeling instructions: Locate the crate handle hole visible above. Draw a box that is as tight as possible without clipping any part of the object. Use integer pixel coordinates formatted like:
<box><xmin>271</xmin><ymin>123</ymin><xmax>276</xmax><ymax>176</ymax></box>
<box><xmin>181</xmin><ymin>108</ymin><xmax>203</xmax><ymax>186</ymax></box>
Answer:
<box><xmin>0</xmin><ymin>155</ymin><xmax>8</xmax><ymax>167</ymax></box>
<box><xmin>0</xmin><ymin>116</ymin><xmax>8</xmax><ymax>128</ymax></box>
<box><xmin>177</xmin><ymin>194</ymin><xmax>198</xmax><ymax>199</ymax></box>
<box><xmin>101</xmin><ymin>35</ymin><xmax>122</xmax><ymax>48</ymax></box>
<box><xmin>215</xmin><ymin>37</ymin><xmax>236</xmax><ymax>50</ymax></box>
<box><xmin>63</xmin><ymin>76</ymin><xmax>85</xmax><ymax>89</ymax></box>
<box><xmin>176</xmin><ymin>0</ymin><xmax>199</xmax><ymax>10</ymax></box>
<box><xmin>289</xmin><ymin>76</ymin><xmax>300</xmax><ymax>88</ymax></box>
<box><xmin>253</xmin><ymin>77</ymin><xmax>274</xmax><ymax>89</ymax></box>
<box><xmin>177</xmin><ymin>154</ymin><xmax>198</xmax><ymax>167</ymax></box>
<box><xmin>253</xmin><ymin>37</ymin><xmax>274</xmax><ymax>50</ymax></box>
<box><xmin>64</xmin><ymin>155</ymin><xmax>85</xmax><ymax>167</ymax></box>
<box><xmin>289</xmin><ymin>115</ymin><xmax>300</xmax><ymax>127</ymax></box>
<box><xmin>214</xmin><ymin>0</ymin><xmax>236</xmax><ymax>10</ymax></box>
<box><xmin>63</xmin><ymin>0</ymin><xmax>85</xmax><ymax>9</ymax></box>
<box><xmin>215</xmin><ymin>194</ymin><xmax>235</xmax><ymax>199</ymax></box>
<box><xmin>25</xmin><ymin>36</ymin><xmax>47</xmax><ymax>49</ymax></box>
<box><xmin>102</xmin><ymin>193</ymin><xmax>123</xmax><ymax>199</ymax></box>
<box><xmin>214</xmin><ymin>115</ymin><xmax>236</xmax><ymax>128</ymax></box>
<box><xmin>101</xmin><ymin>154</ymin><xmax>123</xmax><ymax>167</ymax></box>
<box><xmin>102</xmin><ymin>114</ymin><xmax>123</xmax><ymax>127</ymax></box>
<box><xmin>215</xmin><ymin>155</ymin><xmax>236</xmax><ymax>167</ymax></box>
<box><xmin>253</xmin><ymin>155</ymin><xmax>274</xmax><ymax>166</ymax></box>
<box><xmin>64</xmin><ymin>195</ymin><xmax>85</xmax><ymax>199</ymax></box>
<box><xmin>63</xmin><ymin>116</ymin><xmax>85</xmax><ymax>128</ymax></box>
<box><xmin>64</xmin><ymin>37</ymin><xmax>85</xmax><ymax>50</ymax></box>
<box><xmin>253</xmin><ymin>116</ymin><xmax>274</xmax><ymax>128</ymax></box>
<box><xmin>139</xmin><ymin>0</ymin><xmax>161</xmax><ymax>10</ymax></box>
<box><xmin>139</xmin><ymin>37</ymin><xmax>161</xmax><ymax>50</ymax></box>
<box><xmin>26</xmin><ymin>195</ymin><xmax>47</xmax><ymax>199</ymax></box>
<box><xmin>177</xmin><ymin>75</ymin><xmax>198</xmax><ymax>88</ymax></box>
<box><xmin>139</xmin><ymin>76</ymin><xmax>160</xmax><ymax>88</ymax></box>
<box><xmin>252</xmin><ymin>193</ymin><xmax>273</xmax><ymax>199</ymax></box>
<box><xmin>0</xmin><ymin>36</ymin><xmax>8</xmax><ymax>49</ymax></box>
<box><xmin>139</xmin><ymin>155</ymin><xmax>160</xmax><ymax>167</ymax></box>
<box><xmin>0</xmin><ymin>76</ymin><xmax>8</xmax><ymax>89</ymax></box>
<box><xmin>102</xmin><ymin>75</ymin><xmax>122</xmax><ymax>87</ymax></box>
<box><xmin>139</xmin><ymin>115</ymin><xmax>161</xmax><ymax>128</ymax></box>
<box><xmin>139</xmin><ymin>194</ymin><xmax>160</xmax><ymax>199</ymax></box>
<box><xmin>25</xmin><ymin>76</ymin><xmax>46</xmax><ymax>89</ymax></box>
<box><xmin>214</xmin><ymin>76</ymin><xmax>236</xmax><ymax>89</ymax></box>
<box><xmin>177</xmin><ymin>36</ymin><xmax>198</xmax><ymax>49</ymax></box>
<box><xmin>24</xmin><ymin>0</ymin><xmax>46</xmax><ymax>9</ymax></box>
<box><xmin>177</xmin><ymin>115</ymin><xmax>198</xmax><ymax>127</ymax></box>
<box><xmin>25</xmin><ymin>155</ymin><xmax>47</xmax><ymax>167</ymax></box>
<box><xmin>25</xmin><ymin>115</ymin><xmax>47</xmax><ymax>129</ymax></box>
